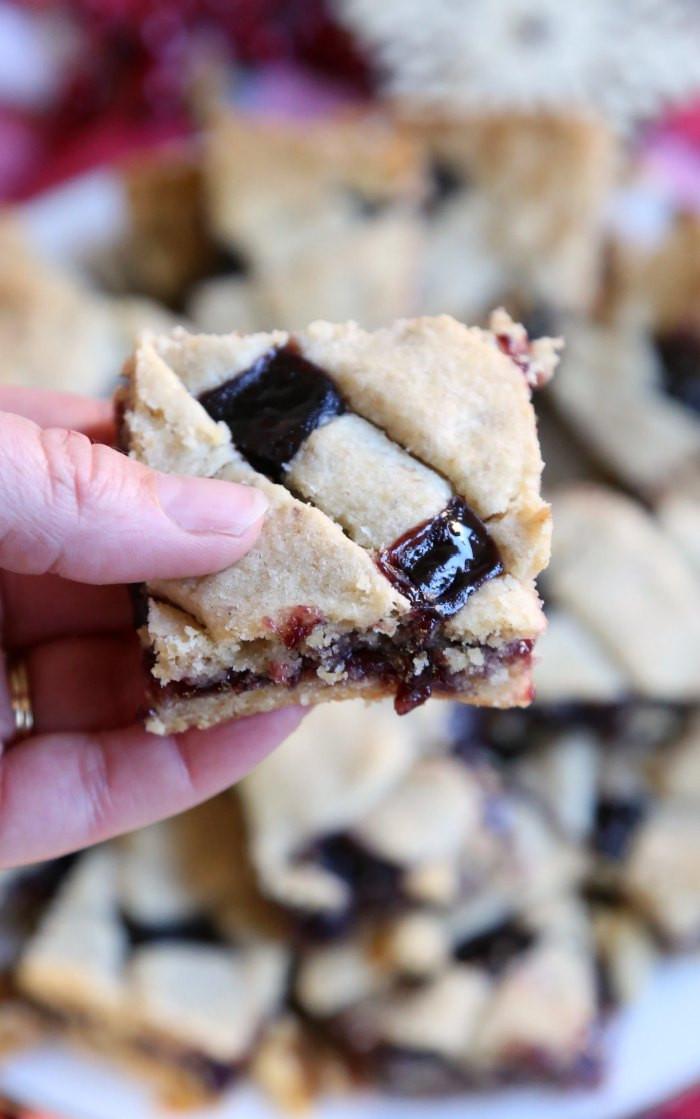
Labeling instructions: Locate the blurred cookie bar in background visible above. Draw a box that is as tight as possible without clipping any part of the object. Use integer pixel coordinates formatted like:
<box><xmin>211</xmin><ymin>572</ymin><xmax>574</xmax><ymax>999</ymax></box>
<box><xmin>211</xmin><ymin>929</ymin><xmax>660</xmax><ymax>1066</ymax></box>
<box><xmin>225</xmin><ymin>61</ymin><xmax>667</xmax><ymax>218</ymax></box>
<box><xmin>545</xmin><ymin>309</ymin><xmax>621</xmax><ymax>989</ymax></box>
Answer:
<box><xmin>403</xmin><ymin>112</ymin><xmax>616</xmax><ymax>322</ymax></box>
<box><xmin>196</xmin><ymin>109</ymin><xmax>424</xmax><ymax>331</ymax></box>
<box><xmin>0</xmin><ymin>216</ymin><xmax>176</xmax><ymax>397</ymax></box>
<box><xmin>15</xmin><ymin>798</ymin><xmax>288</xmax><ymax>1107</ymax></box>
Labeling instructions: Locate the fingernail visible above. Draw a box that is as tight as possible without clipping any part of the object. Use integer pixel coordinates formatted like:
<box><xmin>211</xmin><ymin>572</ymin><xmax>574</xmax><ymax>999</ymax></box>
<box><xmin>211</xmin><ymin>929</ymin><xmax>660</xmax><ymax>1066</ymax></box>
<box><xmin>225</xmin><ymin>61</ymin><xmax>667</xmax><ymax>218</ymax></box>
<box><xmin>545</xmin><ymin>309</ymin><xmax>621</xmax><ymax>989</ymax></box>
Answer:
<box><xmin>157</xmin><ymin>475</ymin><xmax>268</xmax><ymax>536</ymax></box>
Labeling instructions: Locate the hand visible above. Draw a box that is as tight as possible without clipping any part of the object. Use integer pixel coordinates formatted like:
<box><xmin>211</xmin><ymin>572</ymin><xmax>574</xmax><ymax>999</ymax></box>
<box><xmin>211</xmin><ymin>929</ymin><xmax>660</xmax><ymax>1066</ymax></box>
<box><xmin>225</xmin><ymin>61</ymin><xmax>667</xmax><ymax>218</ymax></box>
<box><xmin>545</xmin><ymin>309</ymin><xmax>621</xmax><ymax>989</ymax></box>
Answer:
<box><xmin>0</xmin><ymin>387</ymin><xmax>303</xmax><ymax>868</ymax></box>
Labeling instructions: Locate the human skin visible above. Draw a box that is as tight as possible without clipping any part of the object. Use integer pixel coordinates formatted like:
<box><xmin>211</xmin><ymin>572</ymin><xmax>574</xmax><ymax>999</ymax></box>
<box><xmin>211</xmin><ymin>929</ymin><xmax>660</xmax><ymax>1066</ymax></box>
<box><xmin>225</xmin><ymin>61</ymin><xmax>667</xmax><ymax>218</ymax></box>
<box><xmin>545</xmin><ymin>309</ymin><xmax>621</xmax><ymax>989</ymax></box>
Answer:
<box><xmin>0</xmin><ymin>387</ymin><xmax>303</xmax><ymax>867</ymax></box>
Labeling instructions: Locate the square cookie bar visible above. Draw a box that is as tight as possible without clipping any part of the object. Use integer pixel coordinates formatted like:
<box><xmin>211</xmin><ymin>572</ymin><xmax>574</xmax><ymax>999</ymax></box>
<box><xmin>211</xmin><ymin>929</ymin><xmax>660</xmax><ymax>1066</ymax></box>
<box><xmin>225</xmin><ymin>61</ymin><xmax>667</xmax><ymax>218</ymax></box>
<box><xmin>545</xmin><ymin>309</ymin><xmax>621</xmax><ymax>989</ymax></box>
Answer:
<box><xmin>241</xmin><ymin>701</ymin><xmax>596</xmax><ymax>1095</ymax></box>
<box><xmin>292</xmin><ymin>893</ymin><xmax>601</xmax><ymax>1093</ymax></box>
<box><xmin>403</xmin><ymin>112</ymin><xmax>615</xmax><ymax>321</ymax></box>
<box><xmin>547</xmin><ymin>318</ymin><xmax>700</xmax><ymax>499</ymax></box>
<box><xmin>240</xmin><ymin>700</ymin><xmax>583</xmax><ymax>933</ymax></box>
<box><xmin>112</xmin><ymin>146</ymin><xmax>228</xmax><ymax>309</ymax></box>
<box><xmin>202</xmin><ymin>110</ymin><xmax>423</xmax><ymax>330</ymax></box>
<box><xmin>118</xmin><ymin>312</ymin><xmax>559</xmax><ymax>733</ymax></box>
<box><xmin>16</xmin><ymin>798</ymin><xmax>288</xmax><ymax>1105</ymax></box>
<box><xmin>0</xmin><ymin>217</ymin><xmax>175</xmax><ymax>397</ymax></box>
<box><xmin>540</xmin><ymin>486</ymin><xmax>700</xmax><ymax>701</ymax></box>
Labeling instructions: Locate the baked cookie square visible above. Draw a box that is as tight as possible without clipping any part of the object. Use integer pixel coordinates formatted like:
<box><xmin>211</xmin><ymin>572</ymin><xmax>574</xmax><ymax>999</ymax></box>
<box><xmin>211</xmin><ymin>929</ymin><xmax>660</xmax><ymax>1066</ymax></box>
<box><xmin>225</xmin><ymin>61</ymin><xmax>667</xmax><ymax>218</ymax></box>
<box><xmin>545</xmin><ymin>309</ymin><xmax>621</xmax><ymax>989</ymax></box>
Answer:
<box><xmin>404</xmin><ymin>112</ymin><xmax>615</xmax><ymax>321</ymax></box>
<box><xmin>540</xmin><ymin>486</ymin><xmax>700</xmax><ymax>702</ymax></box>
<box><xmin>113</xmin><ymin>146</ymin><xmax>233</xmax><ymax>309</ymax></box>
<box><xmin>293</xmin><ymin>892</ymin><xmax>601</xmax><ymax>1093</ymax></box>
<box><xmin>240</xmin><ymin>699</ymin><xmax>582</xmax><ymax>930</ymax></box>
<box><xmin>203</xmin><ymin>110</ymin><xmax>424</xmax><ymax>329</ymax></box>
<box><xmin>547</xmin><ymin>317</ymin><xmax>700</xmax><ymax>499</ymax></box>
<box><xmin>118</xmin><ymin>311</ymin><xmax>558</xmax><ymax>733</ymax></box>
<box><xmin>0</xmin><ymin>217</ymin><xmax>175</xmax><ymax>397</ymax></box>
<box><xmin>16</xmin><ymin>798</ymin><xmax>288</xmax><ymax>1105</ymax></box>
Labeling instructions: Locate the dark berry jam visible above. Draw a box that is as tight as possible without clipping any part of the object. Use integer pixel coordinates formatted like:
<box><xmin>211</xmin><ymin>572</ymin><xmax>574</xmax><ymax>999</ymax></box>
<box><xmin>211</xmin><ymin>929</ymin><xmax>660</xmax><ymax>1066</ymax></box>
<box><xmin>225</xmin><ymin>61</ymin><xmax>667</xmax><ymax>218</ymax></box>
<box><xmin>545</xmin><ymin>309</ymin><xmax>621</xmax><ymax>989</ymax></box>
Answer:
<box><xmin>265</xmin><ymin>606</ymin><xmax>326</xmax><ymax>650</ymax></box>
<box><xmin>496</xmin><ymin>330</ymin><xmax>539</xmax><ymax>383</ymax></box>
<box><xmin>455</xmin><ymin>918</ymin><xmax>535</xmax><ymax>974</ymax></box>
<box><xmin>157</xmin><ymin>633</ymin><xmax>531</xmax><ymax>719</ymax></box>
<box><xmin>425</xmin><ymin>159</ymin><xmax>465</xmax><ymax>216</ymax></box>
<box><xmin>348</xmin><ymin>190</ymin><xmax>391</xmax><ymax>219</ymax></box>
<box><xmin>377</xmin><ymin>498</ymin><xmax>502</xmax><ymax>618</ymax></box>
<box><xmin>450</xmin><ymin>701</ymin><xmax>690</xmax><ymax>766</ymax></box>
<box><xmin>122</xmin><ymin>911</ymin><xmax>224</xmax><ymax>948</ymax></box>
<box><xmin>655</xmin><ymin>330</ymin><xmax>700</xmax><ymax>415</ymax></box>
<box><xmin>128</xmin><ymin>583</ymin><xmax>149</xmax><ymax>629</ymax></box>
<box><xmin>394</xmin><ymin>673</ymin><xmax>434</xmax><ymax>716</ymax></box>
<box><xmin>593</xmin><ymin>798</ymin><xmax>647</xmax><ymax>861</ymax></box>
<box><xmin>316</xmin><ymin>835</ymin><xmax>404</xmax><ymax>911</ymax></box>
<box><xmin>199</xmin><ymin>343</ymin><xmax>345</xmax><ymax>479</ymax></box>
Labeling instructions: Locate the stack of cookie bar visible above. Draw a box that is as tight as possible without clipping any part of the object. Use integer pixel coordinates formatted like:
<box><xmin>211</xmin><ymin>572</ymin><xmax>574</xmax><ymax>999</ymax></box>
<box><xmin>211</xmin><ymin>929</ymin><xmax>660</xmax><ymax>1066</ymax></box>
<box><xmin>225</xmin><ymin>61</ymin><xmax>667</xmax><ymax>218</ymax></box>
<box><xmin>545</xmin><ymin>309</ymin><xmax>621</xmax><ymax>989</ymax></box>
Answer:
<box><xmin>1</xmin><ymin>95</ymin><xmax>700</xmax><ymax>1109</ymax></box>
<box><xmin>9</xmin><ymin>476</ymin><xmax>700</xmax><ymax>1103</ymax></box>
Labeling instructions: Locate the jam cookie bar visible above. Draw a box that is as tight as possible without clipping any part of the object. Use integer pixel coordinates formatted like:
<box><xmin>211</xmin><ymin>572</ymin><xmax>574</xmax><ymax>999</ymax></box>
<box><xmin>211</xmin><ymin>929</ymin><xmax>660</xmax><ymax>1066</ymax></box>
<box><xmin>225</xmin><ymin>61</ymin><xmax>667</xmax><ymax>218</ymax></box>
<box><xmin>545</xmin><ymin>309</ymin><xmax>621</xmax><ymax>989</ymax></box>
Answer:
<box><xmin>293</xmin><ymin>893</ymin><xmax>601</xmax><ymax>1092</ymax></box>
<box><xmin>540</xmin><ymin>486</ymin><xmax>700</xmax><ymax>701</ymax></box>
<box><xmin>547</xmin><ymin>318</ymin><xmax>700</xmax><ymax>499</ymax></box>
<box><xmin>240</xmin><ymin>700</ymin><xmax>583</xmax><ymax>932</ymax></box>
<box><xmin>112</xmin><ymin>147</ymin><xmax>228</xmax><ymax>309</ymax></box>
<box><xmin>404</xmin><ymin>113</ymin><xmax>615</xmax><ymax>321</ymax></box>
<box><xmin>16</xmin><ymin>798</ymin><xmax>288</xmax><ymax>1105</ymax></box>
<box><xmin>0</xmin><ymin>217</ymin><xmax>175</xmax><ymax>397</ymax></box>
<box><xmin>119</xmin><ymin>312</ymin><xmax>559</xmax><ymax>732</ymax></box>
<box><xmin>0</xmin><ymin>860</ymin><xmax>77</xmax><ymax>1056</ymax></box>
<box><xmin>587</xmin><ymin>708</ymin><xmax>700</xmax><ymax>952</ymax></box>
<box><xmin>202</xmin><ymin>110</ymin><xmax>423</xmax><ymax>330</ymax></box>
<box><xmin>243</xmin><ymin>701</ymin><xmax>594</xmax><ymax>1093</ymax></box>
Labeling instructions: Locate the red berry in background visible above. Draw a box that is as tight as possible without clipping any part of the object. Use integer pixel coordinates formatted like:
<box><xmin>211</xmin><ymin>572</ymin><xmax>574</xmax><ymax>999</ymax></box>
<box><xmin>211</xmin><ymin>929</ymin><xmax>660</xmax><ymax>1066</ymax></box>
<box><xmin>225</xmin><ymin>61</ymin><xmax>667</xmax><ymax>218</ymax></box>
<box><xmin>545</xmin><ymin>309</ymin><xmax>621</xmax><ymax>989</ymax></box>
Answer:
<box><xmin>14</xmin><ymin>0</ymin><xmax>370</xmax><ymax>123</ymax></box>
<box><xmin>2</xmin><ymin>0</ymin><xmax>371</xmax><ymax>197</ymax></box>
<box><xmin>659</xmin><ymin>96</ymin><xmax>700</xmax><ymax>151</ymax></box>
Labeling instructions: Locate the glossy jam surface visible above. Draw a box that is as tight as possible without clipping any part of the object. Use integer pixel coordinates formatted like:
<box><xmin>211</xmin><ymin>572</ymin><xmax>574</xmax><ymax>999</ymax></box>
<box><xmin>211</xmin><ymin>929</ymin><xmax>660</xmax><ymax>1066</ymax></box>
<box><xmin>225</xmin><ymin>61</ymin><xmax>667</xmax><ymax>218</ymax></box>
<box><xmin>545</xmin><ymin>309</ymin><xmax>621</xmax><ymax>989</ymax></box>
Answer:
<box><xmin>655</xmin><ymin>330</ymin><xmax>700</xmax><ymax>415</ymax></box>
<box><xmin>199</xmin><ymin>343</ymin><xmax>344</xmax><ymax>478</ymax></box>
<box><xmin>378</xmin><ymin>498</ymin><xmax>502</xmax><ymax>618</ymax></box>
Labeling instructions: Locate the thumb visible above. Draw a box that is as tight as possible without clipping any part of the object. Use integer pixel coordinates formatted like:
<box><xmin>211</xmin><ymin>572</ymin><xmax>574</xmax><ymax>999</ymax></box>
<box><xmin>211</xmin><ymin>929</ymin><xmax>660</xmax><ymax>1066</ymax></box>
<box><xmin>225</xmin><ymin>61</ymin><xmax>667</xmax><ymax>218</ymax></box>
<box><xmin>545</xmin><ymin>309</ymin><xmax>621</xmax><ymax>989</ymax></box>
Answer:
<box><xmin>0</xmin><ymin>411</ymin><xmax>267</xmax><ymax>584</ymax></box>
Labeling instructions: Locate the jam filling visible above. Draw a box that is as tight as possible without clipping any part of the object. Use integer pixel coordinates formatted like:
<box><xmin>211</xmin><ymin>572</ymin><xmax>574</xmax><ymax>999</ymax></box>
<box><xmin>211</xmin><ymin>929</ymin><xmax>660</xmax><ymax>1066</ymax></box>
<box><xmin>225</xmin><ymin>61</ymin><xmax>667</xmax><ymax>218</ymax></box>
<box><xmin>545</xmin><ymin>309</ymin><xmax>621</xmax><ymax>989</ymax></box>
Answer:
<box><xmin>264</xmin><ymin>606</ymin><xmax>327</xmax><ymax>650</ymax></box>
<box><xmin>121</xmin><ymin>911</ymin><xmax>224</xmax><ymax>948</ymax></box>
<box><xmin>378</xmin><ymin>498</ymin><xmax>502</xmax><ymax>619</ymax></box>
<box><xmin>455</xmin><ymin>918</ymin><xmax>535</xmax><ymax>974</ymax></box>
<box><xmin>655</xmin><ymin>330</ymin><xmax>700</xmax><ymax>415</ymax></box>
<box><xmin>593</xmin><ymin>798</ymin><xmax>647</xmax><ymax>861</ymax></box>
<box><xmin>495</xmin><ymin>328</ymin><xmax>547</xmax><ymax>387</ymax></box>
<box><xmin>37</xmin><ymin>1004</ymin><xmax>240</xmax><ymax>1095</ymax></box>
<box><xmin>451</xmin><ymin>701</ymin><xmax>691</xmax><ymax>765</ymax></box>
<box><xmin>198</xmin><ymin>343</ymin><xmax>345</xmax><ymax>479</ymax></box>
<box><xmin>425</xmin><ymin>158</ymin><xmax>466</xmax><ymax>216</ymax></box>
<box><xmin>295</xmin><ymin>835</ymin><xmax>406</xmax><ymax>941</ymax></box>
<box><xmin>156</xmin><ymin>635</ymin><xmax>532</xmax><ymax>717</ymax></box>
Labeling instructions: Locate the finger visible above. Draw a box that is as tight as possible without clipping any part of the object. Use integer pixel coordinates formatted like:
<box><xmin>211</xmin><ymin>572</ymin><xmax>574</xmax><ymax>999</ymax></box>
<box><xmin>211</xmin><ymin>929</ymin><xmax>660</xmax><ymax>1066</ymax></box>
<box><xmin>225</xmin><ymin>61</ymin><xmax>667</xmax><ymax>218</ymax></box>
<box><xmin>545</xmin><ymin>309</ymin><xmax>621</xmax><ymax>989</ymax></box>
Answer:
<box><xmin>0</xmin><ymin>634</ymin><xmax>145</xmax><ymax>739</ymax></box>
<box><xmin>0</xmin><ymin>411</ymin><xmax>268</xmax><ymax>583</ymax></box>
<box><xmin>1</xmin><ymin>573</ymin><xmax>132</xmax><ymax>649</ymax></box>
<box><xmin>15</xmin><ymin>634</ymin><xmax>147</xmax><ymax>735</ymax></box>
<box><xmin>0</xmin><ymin>387</ymin><xmax>113</xmax><ymax>442</ymax></box>
<box><xmin>0</xmin><ymin>707</ymin><xmax>305</xmax><ymax>866</ymax></box>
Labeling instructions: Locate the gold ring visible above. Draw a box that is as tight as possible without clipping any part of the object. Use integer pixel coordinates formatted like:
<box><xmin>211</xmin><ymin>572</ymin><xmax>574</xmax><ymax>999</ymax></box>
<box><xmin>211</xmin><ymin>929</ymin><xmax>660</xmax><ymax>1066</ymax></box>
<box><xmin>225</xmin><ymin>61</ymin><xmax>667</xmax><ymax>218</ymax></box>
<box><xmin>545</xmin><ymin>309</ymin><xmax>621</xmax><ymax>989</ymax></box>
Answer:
<box><xmin>7</xmin><ymin>657</ymin><xmax>33</xmax><ymax>744</ymax></box>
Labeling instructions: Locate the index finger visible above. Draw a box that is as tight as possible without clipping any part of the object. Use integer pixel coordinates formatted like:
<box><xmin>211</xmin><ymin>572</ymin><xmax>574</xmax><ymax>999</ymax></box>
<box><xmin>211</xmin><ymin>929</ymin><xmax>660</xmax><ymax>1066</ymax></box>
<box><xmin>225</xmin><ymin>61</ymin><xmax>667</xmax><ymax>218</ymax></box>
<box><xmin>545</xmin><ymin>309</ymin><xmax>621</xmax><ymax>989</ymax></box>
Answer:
<box><xmin>0</xmin><ymin>387</ymin><xmax>114</xmax><ymax>443</ymax></box>
<box><xmin>0</xmin><ymin>707</ymin><xmax>305</xmax><ymax>867</ymax></box>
